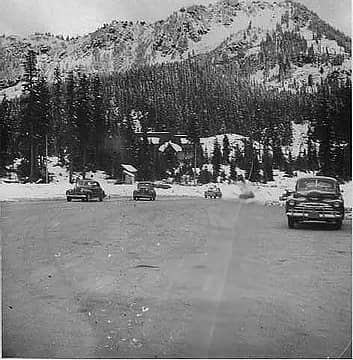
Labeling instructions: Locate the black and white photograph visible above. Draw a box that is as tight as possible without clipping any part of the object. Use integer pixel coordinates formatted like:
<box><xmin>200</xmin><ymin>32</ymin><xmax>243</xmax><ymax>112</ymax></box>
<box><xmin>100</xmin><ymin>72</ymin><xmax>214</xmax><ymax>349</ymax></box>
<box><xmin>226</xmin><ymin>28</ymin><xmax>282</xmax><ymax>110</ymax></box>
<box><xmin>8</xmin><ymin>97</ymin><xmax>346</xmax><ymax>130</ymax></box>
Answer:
<box><xmin>0</xmin><ymin>0</ymin><xmax>351</xmax><ymax>358</ymax></box>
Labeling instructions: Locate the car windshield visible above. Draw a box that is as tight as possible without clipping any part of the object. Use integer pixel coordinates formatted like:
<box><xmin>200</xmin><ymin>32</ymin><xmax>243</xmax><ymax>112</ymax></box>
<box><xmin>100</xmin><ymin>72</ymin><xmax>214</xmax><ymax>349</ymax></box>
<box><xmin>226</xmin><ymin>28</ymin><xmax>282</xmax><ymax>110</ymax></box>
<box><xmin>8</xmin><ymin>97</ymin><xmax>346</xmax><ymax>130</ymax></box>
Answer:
<box><xmin>77</xmin><ymin>180</ymin><xmax>99</xmax><ymax>187</ymax></box>
<box><xmin>297</xmin><ymin>178</ymin><xmax>336</xmax><ymax>192</ymax></box>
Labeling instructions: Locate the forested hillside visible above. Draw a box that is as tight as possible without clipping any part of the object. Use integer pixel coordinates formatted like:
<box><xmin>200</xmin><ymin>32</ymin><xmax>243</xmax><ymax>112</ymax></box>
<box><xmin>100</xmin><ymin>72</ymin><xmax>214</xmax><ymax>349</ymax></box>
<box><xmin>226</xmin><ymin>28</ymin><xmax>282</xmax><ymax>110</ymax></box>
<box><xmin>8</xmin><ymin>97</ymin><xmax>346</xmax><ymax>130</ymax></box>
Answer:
<box><xmin>0</xmin><ymin>0</ymin><xmax>351</xmax><ymax>183</ymax></box>
<box><xmin>0</xmin><ymin>48</ymin><xmax>351</xmax><ymax>183</ymax></box>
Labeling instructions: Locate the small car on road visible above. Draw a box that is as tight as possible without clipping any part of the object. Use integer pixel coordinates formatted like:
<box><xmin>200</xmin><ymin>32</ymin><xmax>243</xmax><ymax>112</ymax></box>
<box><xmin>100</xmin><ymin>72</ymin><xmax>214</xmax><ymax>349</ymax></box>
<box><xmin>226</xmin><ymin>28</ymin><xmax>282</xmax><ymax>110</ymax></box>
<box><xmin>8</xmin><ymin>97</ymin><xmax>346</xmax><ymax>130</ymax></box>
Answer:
<box><xmin>133</xmin><ymin>182</ymin><xmax>156</xmax><ymax>201</ymax></box>
<box><xmin>285</xmin><ymin>176</ymin><xmax>344</xmax><ymax>229</ymax></box>
<box><xmin>204</xmin><ymin>185</ymin><xmax>222</xmax><ymax>199</ymax></box>
<box><xmin>66</xmin><ymin>179</ymin><xmax>106</xmax><ymax>202</ymax></box>
<box><xmin>153</xmin><ymin>181</ymin><xmax>172</xmax><ymax>189</ymax></box>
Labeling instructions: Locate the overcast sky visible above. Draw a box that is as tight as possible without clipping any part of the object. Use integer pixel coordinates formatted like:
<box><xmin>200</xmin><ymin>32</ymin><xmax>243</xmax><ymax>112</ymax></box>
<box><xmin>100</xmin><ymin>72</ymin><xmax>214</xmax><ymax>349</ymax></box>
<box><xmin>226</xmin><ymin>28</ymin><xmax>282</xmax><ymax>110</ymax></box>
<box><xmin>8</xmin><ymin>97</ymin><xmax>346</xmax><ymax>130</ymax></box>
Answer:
<box><xmin>0</xmin><ymin>0</ymin><xmax>351</xmax><ymax>37</ymax></box>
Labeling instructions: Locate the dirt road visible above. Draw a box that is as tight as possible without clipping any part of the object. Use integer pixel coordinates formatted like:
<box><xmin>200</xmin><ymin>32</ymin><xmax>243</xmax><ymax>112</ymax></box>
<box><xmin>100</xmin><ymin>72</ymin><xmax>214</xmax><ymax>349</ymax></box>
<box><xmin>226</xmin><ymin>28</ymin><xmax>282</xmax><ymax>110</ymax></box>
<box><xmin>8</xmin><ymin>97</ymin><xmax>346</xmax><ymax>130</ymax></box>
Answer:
<box><xmin>2</xmin><ymin>198</ymin><xmax>351</xmax><ymax>358</ymax></box>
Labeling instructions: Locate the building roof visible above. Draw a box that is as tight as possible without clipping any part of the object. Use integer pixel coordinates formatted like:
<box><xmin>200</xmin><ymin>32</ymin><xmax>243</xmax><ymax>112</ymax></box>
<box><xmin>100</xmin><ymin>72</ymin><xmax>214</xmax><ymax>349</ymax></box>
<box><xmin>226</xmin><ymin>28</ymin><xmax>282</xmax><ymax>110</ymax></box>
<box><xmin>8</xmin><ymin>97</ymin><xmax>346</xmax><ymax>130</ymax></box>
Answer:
<box><xmin>158</xmin><ymin>141</ymin><xmax>182</xmax><ymax>153</ymax></box>
<box><xmin>121</xmin><ymin>164</ymin><xmax>138</xmax><ymax>173</ymax></box>
<box><xmin>123</xmin><ymin>170</ymin><xmax>136</xmax><ymax>178</ymax></box>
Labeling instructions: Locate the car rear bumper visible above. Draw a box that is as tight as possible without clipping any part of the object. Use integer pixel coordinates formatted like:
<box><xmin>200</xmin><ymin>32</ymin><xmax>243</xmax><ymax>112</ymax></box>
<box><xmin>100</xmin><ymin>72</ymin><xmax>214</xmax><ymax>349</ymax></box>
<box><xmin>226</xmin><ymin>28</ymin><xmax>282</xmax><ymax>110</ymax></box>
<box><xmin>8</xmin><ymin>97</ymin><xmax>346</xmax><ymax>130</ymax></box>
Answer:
<box><xmin>67</xmin><ymin>194</ymin><xmax>87</xmax><ymax>199</ymax></box>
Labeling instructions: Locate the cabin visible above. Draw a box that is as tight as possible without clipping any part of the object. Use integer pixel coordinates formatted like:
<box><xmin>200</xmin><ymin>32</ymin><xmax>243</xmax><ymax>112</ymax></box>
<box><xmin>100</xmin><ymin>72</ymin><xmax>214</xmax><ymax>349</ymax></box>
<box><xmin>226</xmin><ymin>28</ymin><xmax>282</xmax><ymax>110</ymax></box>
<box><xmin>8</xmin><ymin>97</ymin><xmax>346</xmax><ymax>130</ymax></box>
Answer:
<box><xmin>121</xmin><ymin>164</ymin><xmax>137</xmax><ymax>184</ymax></box>
<box><xmin>136</xmin><ymin>131</ymin><xmax>194</xmax><ymax>161</ymax></box>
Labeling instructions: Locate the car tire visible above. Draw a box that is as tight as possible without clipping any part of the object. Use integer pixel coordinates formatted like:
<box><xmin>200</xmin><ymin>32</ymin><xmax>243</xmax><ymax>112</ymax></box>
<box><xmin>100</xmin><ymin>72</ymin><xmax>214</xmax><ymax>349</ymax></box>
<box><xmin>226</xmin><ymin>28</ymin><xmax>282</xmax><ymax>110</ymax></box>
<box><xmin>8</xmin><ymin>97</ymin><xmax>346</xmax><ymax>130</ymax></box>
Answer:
<box><xmin>334</xmin><ymin>220</ymin><xmax>342</xmax><ymax>230</ymax></box>
<box><xmin>86</xmin><ymin>194</ymin><xmax>90</xmax><ymax>202</ymax></box>
<box><xmin>99</xmin><ymin>195</ymin><xmax>103</xmax><ymax>202</ymax></box>
<box><xmin>288</xmin><ymin>217</ymin><xmax>295</xmax><ymax>229</ymax></box>
<box><xmin>67</xmin><ymin>197</ymin><xmax>72</xmax><ymax>202</ymax></box>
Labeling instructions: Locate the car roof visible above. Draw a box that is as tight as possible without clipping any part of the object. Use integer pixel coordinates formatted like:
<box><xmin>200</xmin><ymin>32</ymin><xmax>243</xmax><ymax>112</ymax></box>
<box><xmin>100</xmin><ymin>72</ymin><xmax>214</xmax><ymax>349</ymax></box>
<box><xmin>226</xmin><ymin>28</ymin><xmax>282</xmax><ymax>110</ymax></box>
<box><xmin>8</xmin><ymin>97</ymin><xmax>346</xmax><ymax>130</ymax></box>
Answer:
<box><xmin>297</xmin><ymin>176</ymin><xmax>337</xmax><ymax>182</ymax></box>
<box><xmin>78</xmin><ymin>179</ymin><xmax>99</xmax><ymax>184</ymax></box>
<box><xmin>138</xmin><ymin>182</ymin><xmax>153</xmax><ymax>186</ymax></box>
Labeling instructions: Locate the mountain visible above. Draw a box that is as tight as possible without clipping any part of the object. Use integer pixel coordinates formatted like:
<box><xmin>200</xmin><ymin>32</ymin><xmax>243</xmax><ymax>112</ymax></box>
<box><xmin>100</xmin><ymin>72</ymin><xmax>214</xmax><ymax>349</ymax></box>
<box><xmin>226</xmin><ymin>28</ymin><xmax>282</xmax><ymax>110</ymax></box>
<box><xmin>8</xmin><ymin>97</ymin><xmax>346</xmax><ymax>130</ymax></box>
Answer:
<box><xmin>0</xmin><ymin>0</ymin><xmax>351</xmax><ymax>95</ymax></box>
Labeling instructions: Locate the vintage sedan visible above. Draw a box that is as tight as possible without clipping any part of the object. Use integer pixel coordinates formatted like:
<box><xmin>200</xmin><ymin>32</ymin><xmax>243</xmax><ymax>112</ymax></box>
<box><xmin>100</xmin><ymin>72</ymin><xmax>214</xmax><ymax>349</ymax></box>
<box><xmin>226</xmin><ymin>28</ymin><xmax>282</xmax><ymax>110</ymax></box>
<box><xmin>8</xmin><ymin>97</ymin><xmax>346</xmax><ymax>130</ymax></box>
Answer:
<box><xmin>204</xmin><ymin>185</ymin><xmax>222</xmax><ymax>199</ymax></box>
<box><xmin>133</xmin><ymin>182</ymin><xmax>156</xmax><ymax>201</ymax></box>
<box><xmin>285</xmin><ymin>176</ymin><xmax>344</xmax><ymax>229</ymax></box>
<box><xmin>66</xmin><ymin>179</ymin><xmax>106</xmax><ymax>202</ymax></box>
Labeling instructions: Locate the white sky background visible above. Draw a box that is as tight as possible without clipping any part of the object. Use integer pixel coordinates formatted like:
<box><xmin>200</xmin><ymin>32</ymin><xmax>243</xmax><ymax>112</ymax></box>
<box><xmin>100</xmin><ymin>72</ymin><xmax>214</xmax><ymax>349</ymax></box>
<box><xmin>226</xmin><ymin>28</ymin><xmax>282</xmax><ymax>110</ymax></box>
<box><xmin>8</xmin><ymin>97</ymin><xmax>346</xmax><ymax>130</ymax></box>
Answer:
<box><xmin>0</xmin><ymin>0</ymin><xmax>351</xmax><ymax>37</ymax></box>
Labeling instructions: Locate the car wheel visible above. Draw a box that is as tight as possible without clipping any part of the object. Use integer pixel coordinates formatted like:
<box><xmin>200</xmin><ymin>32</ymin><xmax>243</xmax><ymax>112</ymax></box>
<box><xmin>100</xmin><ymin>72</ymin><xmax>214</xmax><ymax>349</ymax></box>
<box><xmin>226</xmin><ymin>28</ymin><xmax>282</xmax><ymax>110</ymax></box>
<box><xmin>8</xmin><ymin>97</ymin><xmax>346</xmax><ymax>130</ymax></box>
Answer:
<box><xmin>99</xmin><ymin>195</ymin><xmax>103</xmax><ymax>202</ymax></box>
<box><xmin>86</xmin><ymin>194</ymin><xmax>90</xmax><ymax>202</ymax></box>
<box><xmin>287</xmin><ymin>217</ymin><xmax>295</xmax><ymax>229</ymax></box>
<box><xmin>334</xmin><ymin>220</ymin><xmax>342</xmax><ymax>230</ymax></box>
<box><xmin>67</xmin><ymin>197</ymin><xmax>72</xmax><ymax>202</ymax></box>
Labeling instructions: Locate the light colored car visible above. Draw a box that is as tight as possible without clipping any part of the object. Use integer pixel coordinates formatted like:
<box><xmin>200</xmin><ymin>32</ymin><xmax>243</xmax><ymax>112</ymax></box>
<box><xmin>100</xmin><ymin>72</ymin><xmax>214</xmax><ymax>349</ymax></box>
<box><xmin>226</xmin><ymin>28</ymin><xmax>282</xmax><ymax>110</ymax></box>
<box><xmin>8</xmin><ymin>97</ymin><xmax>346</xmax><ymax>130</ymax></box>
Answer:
<box><xmin>204</xmin><ymin>185</ymin><xmax>222</xmax><ymax>199</ymax></box>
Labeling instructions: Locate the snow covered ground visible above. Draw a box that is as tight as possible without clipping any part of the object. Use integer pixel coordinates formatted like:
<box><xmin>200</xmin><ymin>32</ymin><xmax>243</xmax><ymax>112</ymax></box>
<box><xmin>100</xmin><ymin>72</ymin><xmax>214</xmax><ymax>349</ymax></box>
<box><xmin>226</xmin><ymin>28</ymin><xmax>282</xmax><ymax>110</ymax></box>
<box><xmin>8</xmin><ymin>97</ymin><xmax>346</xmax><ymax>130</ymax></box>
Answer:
<box><xmin>0</xmin><ymin>157</ymin><xmax>351</xmax><ymax>209</ymax></box>
<box><xmin>1</xmin><ymin>170</ymin><xmax>351</xmax><ymax>209</ymax></box>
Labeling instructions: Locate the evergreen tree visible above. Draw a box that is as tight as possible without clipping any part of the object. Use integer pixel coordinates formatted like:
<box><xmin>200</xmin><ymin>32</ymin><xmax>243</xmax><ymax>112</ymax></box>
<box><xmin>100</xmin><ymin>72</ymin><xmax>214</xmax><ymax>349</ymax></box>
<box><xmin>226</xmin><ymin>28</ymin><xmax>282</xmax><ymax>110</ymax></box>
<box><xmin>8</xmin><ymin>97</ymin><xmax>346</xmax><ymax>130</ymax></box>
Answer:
<box><xmin>229</xmin><ymin>158</ymin><xmax>237</xmax><ymax>182</ymax></box>
<box><xmin>51</xmin><ymin>67</ymin><xmax>65</xmax><ymax>161</ymax></box>
<box><xmin>186</xmin><ymin>111</ymin><xmax>201</xmax><ymax>183</ymax></box>
<box><xmin>75</xmin><ymin>72</ymin><xmax>92</xmax><ymax>176</ymax></box>
<box><xmin>212</xmin><ymin>139</ymin><xmax>222</xmax><ymax>182</ymax></box>
<box><xmin>64</xmin><ymin>71</ymin><xmax>77</xmax><ymax>182</ymax></box>
<box><xmin>91</xmin><ymin>75</ymin><xmax>105</xmax><ymax>168</ymax></box>
<box><xmin>262</xmin><ymin>145</ymin><xmax>274</xmax><ymax>182</ymax></box>
<box><xmin>0</xmin><ymin>95</ymin><xmax>11</xmax><ymax>172</ymax></box>
<box><xmin>33</xmin><ymin>76</ymin><xmax>51</xmax><ymax>179</ymax></box>
<box><xmin>21</xmin><ymin>49</ymin><xmax>39</xmax><ymax>181</ymax></box>
<box><xmin>307</xmin><ymin>133</ymin><xmax>319</xmax><ymax>171</ymax></box>
<box><xmin>136</xmin><ymin>124</ymin><xmax>153</xmax><ymax>181</ymax></box>
<box><xmin>198</xmin><ymin>168</ymin><xmax>212</xmax><ymax>184</ymax></box>
<box><xmin>222</xmin><ymin>134</ymin><xmax>230</xmax><ymax>164</ymax></box>
<box><xmin>284</xmin><ymin>151</ymin><xmax>294</xmax><ymax>176</ymax></box>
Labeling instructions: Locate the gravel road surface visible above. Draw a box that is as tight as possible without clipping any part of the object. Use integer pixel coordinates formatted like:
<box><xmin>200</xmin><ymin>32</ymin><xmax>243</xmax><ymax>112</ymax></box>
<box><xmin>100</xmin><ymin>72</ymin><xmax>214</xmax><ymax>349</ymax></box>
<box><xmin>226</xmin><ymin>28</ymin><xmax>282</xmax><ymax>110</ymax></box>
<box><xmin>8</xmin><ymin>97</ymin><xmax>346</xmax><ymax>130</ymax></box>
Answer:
<box><xmin>2</xmin><ymin>198</ymin><xmax>351</xmax><ymax>358</ymax></box>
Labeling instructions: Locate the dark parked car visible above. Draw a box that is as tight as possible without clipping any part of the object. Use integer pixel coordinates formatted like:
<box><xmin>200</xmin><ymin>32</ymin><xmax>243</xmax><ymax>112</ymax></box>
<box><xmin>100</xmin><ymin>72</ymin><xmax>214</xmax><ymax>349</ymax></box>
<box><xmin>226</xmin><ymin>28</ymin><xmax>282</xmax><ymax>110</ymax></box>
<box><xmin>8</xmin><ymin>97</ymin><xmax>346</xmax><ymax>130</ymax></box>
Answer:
<box><xmin>285</xmin><ymin>176</ymin><xmax>344</xmax><ymax>229</ymax></box>
<box><xmin>133</xmin><ymin>182</ymin><xmax>156</xmax><ymax>201</ymax></box>
<box><xmin>66</xmin><ymin>179</ymin><xmax>106</xmax><ymax>202</ymax></box>
<box><xmin>204</xmin><ymin>185</ymin><xmax>222</xmax><ymax>199</ymax></box>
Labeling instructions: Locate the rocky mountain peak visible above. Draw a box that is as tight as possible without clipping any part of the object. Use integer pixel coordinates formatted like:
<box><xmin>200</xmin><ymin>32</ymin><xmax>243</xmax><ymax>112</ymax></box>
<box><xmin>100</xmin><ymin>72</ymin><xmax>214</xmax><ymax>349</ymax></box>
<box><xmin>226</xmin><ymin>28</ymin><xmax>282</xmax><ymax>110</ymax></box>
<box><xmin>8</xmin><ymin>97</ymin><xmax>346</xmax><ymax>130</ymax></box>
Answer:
<box><xmin>0</xmin><ymin>0</ymin><xmax>350</xmax><ymax>96</ymax></box>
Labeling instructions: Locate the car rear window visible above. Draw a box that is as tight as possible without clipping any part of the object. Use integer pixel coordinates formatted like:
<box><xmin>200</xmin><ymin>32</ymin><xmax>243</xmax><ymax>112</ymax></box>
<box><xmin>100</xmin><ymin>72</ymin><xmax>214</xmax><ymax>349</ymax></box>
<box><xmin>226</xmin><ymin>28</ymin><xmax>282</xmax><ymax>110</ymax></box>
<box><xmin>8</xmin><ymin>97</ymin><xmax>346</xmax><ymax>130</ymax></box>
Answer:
<box><xmin>78</xmin><ymin>180</ymin><xmax>99</xmax><ymax>186</ymax></box>
<box><xmin>138</xmin><ymin>183</ymin><xmax>153</xmax><ymax>188</ymax></box>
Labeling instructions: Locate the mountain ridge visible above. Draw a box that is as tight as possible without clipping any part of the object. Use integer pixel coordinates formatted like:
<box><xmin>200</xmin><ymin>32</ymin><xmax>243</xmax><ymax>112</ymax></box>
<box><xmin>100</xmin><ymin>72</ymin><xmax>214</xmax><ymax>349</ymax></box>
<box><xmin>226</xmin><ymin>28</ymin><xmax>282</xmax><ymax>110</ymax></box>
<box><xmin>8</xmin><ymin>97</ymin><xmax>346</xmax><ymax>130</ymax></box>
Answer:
<box><xmin>0</xmin><ymin>0</ymin><xmax>351</xmax><ymax>93</ymax></box>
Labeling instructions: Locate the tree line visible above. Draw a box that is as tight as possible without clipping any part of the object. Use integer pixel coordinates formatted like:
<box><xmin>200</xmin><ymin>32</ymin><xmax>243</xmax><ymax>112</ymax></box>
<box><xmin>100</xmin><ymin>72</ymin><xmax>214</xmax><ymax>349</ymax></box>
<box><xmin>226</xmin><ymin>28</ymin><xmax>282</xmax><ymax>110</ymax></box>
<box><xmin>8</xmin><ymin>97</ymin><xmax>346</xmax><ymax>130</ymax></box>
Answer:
<box><xmin>0</xmin><ymin>49</ymin><xmax>351</xmax><ymax>183</ymax></box>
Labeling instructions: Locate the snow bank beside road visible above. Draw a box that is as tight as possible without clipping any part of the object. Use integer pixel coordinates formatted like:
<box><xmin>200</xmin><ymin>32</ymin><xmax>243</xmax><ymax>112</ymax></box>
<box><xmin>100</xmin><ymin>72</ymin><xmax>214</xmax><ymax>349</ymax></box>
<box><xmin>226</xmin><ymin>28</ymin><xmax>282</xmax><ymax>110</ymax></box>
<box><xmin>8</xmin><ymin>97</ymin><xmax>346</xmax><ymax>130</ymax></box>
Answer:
<box><xmin>0</xmin><ymin>178</ymin><xmax>351</xmax><ymax>209</ymax></box>
<box><xmin>0</xmin><ymin>182</ymin><xmax>249</xmax><ymax>202</ymax></box>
